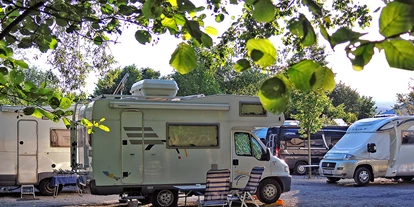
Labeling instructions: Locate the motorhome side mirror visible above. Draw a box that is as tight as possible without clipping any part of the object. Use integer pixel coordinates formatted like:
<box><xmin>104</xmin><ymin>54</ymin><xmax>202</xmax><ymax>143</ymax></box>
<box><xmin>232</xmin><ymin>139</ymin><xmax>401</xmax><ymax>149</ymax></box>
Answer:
<box><xmin>367</xmin><ymin>143</ymin><xmax>376</xmax><ymax>153</ymax></box>
<box><xmin>261</xmin><ymin>148</ymin><xmax>271</xmax><ymax>161</ymax></box>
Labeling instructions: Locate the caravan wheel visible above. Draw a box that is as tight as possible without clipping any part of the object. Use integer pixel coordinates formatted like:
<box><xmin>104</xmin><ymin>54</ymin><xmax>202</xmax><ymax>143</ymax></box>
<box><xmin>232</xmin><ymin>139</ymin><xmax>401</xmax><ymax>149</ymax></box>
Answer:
<box><xmin>38</xmin><ymin>178</ymin><xmax>62</xmax><ymax>196</ymax></box>
<box><xmin>256</xmin><ymin>179</ymin><xmax>282</xmax><ymax>204</ymax></box>
<box><xmin>151</xmin><ymin>189</ymin><xmax>178</xmax><ymax>207</ymax></box>
<box><xmin>354</xmin><ymin>167</ymin><xmax>371</xmax><ymax>186</ymax></box>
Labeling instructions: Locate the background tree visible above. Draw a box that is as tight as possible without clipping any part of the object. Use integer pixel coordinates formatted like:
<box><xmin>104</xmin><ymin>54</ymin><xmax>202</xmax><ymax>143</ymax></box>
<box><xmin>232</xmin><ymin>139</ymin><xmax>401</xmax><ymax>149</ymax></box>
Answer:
<box><xmin>93</xmin><ymin>65</ymin><xmax>160</xmax><ymax>96</ymax></box>
<box><xmin>329</xmin><ymin>81</ymin><xmax>376</xmax><ymax>120</ymax></box>
<box><xmin>290</xmin><ymin>89</ymin><xmax>331</xmax><ymax>179</ymax></box>
<box><xmin>394</xmin><ymin>80</ymin><xmax>414</xmax><ymax>115</ymax></box>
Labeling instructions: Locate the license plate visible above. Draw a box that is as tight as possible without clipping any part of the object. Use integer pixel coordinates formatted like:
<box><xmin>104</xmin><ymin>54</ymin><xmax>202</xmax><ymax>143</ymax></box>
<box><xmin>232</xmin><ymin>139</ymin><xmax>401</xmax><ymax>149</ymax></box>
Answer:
<box><xmin>323</xmin><ymin>170</ymin><xmax>333</xmax><ymax>175</ymax></box>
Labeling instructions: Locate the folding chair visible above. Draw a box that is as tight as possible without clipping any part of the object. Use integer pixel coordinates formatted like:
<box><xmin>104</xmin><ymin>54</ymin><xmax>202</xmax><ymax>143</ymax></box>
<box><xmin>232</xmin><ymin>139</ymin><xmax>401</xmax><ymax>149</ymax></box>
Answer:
<box><xmin>198</xmin><ymin>169</ymin><xmax>231</xmax><ymax>207</ymax></box>
<box><xmin>229</xmin><ymin>166</ymin><xmax>265</xmax><ymax>207</ymax></box>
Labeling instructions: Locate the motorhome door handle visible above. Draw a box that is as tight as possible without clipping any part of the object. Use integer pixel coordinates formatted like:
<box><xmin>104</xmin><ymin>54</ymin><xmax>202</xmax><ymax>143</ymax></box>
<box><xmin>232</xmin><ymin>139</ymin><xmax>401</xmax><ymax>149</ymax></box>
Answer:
<box><xmin>233</xmin><ymin>159</ymin><xmax>239</xmax><ymax>165</ymax></box>
<box><xmin>130</xmin><ymin>153</ymin><xmax>135</xmax><ymax>155</ymax></box>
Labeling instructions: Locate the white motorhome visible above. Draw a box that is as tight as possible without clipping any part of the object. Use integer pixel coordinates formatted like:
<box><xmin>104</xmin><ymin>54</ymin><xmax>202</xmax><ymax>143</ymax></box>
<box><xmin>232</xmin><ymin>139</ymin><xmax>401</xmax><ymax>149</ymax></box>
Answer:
<box><xmin>0</xmin><ymin>106</ymin><xmax>71</xmax><ymax>195</ymax></box>
<box><xmin>74</xmin><ymin>79</ymin><xmax>291</xmax><ymax>207</ymax></box>
<box><xmin>319</xmin><ymin>116</ymin><xmax>414</xmax><ymax>186</ymax></box>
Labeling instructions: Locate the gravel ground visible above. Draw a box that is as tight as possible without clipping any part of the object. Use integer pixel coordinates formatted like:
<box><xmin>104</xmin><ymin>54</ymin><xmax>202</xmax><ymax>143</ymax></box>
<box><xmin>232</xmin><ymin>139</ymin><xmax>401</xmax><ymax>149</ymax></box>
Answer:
<box><xmin>1</xmin><ymin>176</ymin><xmax>414</xmax><ymax>207</ymax></box>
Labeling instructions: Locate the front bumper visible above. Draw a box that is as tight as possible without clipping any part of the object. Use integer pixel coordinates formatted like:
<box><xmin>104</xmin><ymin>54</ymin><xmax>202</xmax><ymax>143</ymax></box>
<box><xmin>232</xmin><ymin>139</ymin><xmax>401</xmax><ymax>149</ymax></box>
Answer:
<box><xmin>319</xmin><ymin>160</ymin><xmax>358</xmax><ymax>178</ymax></box>
<box><xmin>279</xmin><ymin>176</ymin><xmax>291</xmax><ymax>192</ymax></box>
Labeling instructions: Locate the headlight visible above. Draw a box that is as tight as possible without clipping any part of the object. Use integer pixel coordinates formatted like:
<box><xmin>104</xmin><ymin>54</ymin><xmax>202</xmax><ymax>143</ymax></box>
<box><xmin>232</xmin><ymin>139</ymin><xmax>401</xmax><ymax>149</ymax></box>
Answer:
<box><xmin>284</xmin><ymin>166</ymin><xmax>289</xmax><ymax>172</ymax></box>
<box><xmin>343</xmin><ymin>154</ymin><xmax>355</xmax><ymax>160</ymax></box>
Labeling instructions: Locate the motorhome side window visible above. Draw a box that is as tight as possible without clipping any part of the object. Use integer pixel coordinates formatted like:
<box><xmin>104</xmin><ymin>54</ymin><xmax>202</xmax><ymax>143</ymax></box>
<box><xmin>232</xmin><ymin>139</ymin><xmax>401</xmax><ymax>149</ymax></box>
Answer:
<box><xmin>234</xmin><ymin>132</ymin><xmax>263</xmax><ymax>160</ymax></box>
<box><xmin>402</xmin><ymin>131</ymin><xmax>414</xmax><ymax>144</ymax></box>
<box><xmin>167</xmin><ymin>124</ymin><xmax>219</xmax><ymax>148</ymax></box>
<box><xmin>50</xmin><ymin>128</ymin><xmax>70</xmax><ymax>147</ymax></box>
<box><xmin>239</xmin><ymin>102</ymin><xmax>267</xmax><ymax>116</ymax></box>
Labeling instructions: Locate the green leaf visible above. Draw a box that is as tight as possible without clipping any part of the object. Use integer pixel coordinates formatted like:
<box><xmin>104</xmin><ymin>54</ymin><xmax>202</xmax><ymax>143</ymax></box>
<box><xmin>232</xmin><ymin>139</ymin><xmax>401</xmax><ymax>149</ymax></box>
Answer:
<box><xmin>161</xmin><ymin>17</ymin><xmax>178</xmax><ymax>34</ymax></box>
<box><xmin>288</xmin><ymin>14</ymin><xmax>316</xmax><ymax>46</ymax></box>
<box><xmin>215</xmin><ymin>14</ymin><xmax>225</xmax><ymax>22</ymax></box>
<box><xmin>135</xmin><ymin>30</ymin><xmax>152</xmax><ymax>44</ymax></box>
<box><xmin>302</xmin><ymin>0</ymin><xmax>322</xmax><ymax>17</ymax></box>
<box><xmin>32</xmin><ymin>108</ymin><xmax>43</xmax><ymax>119</ymax></box>
<box><xmin>173</xmin><ymin>13</ymin><xmax>186</xmax><ymax>26</ymax></box>
<box><xmin>59</xmin><ymin>97</ymin><xmax>72</xmax><ymax>109</ymax></box>
<box><xmin>64</xmin><ymin>110</ymin><xmax>74</xmax><ymax>116</ymax></box>
<box><xmin>288</xmin><ymin>60</ymin><xmax>334</xmax><ymax>92</ymax></box>
<box><xmin>93</xmin><ymin>36</ymin><xmax>103</xmax><ymax>45</ymax></box>
<box><xmin>0</xmin><ymin>67</ymin><xmax>7</xmax><ymax>75</ymax></box>
<box><xmin>177</xmin><ymin>0</ymin><xmax>196</xmax><ymax>12</ymax></box>
<box><xmin>38</xmin><ymin>108</ymin><xmax>54</xmax><ymax>120</ymax></box>
<box><xmin>252</xmin><ymin>0</ymin><xmax>275</xmax><ymax>23</ymax></box>
<box><xmin>49</xmin><ymin>37</ymin><xmax>58</xmax><ymax>50</ymax></box>
<box><xmin>98</xmin><ymin>124</ymin><xmax>110</xmax><ymax>132</ymax></box>
<box><xmin>320</xmin><ymin>25</ymin><xmax>330</xmax><ymax>42</ymax></box>
<box><xmin>258</xmin><ymin>75</ymin><xmax>291</xmax><ymax>114</ymax></box>
<box><xmin>39</xmin><ymin>88</ymin><xmax>51</xmax><ymax>95</ymax></box>
<box><xmin>347</xmin><ymin>42</ymin><xmax>375</xmax><ymax>71</ymax></box>
<box><xmin>382</xmin><ymin>39</ymin><xmax>414</xmax><ymax>70</ymax></box>
<box><xmin>234</xmin><ymin>59</ymin><xmax>251</xmax><ymax>72</ymax></box>
<box><xmin>63</xmin><ymin>117</ymin><xmax>71</xmax><ymax>129</ymax></box>
<box><xmin>143</xmin><ymin>0</ymin><xmax>163</xmax><ymax>18</ymax></box>
<box><xmin>99</xmin><ymin>118</ymin><xmax>106</xmax><ymax>123</ymax></box>
<box><xmin>119</xmin><ymin>5</ymin><xmax>136</xmax><ymax>16</ymax></box>
<box><xmin>167</xmin><ymin>0</ymin><xmax>178</xmax><ymax>7</ymax></box>
<box><xmin>200</xmin><ymin>32</ymin><xmax>213</xmax><ymax>48</ymax></box>
<box><xmin>246</xmin><ymin>38</ymin><xmax>277</xmax><ymax>68</ymax></box>
<box><xmin>169</xmin><ymin>43</ymin><xmax>197</xmax><ymax>74</ymax></box>
<box><xmin>24</xmin><ymin>81</ymin><xmax>36</xmax><ymax>91</ymax></box>
<box><xmin>9</xmin><ymin>70</ymin><xmax>24</xmax><ymax>85</ymax></box>
<box><xmin>23</xmin><ymin>107</ymin><xmax>35</xmax><ymax>115</ymax></box>
<box><xmin>311</xmin><ymin>66</ymin><xmax>335</xmax><ymax>92</ymax></box>
<box><xmin>49</xmin><ymin>97</ymin><xmax>60</xmax><ymax>109</ymax></box>
<box><xmin>81</xmin><ymin>118</ymin><xmax>93</xmax><ymax>127</ymax></box>
<box><xmin>205</xmin><ymin>26</ymin><xmax>218</xmax><ymax>36</ymax></box>
<box><xmin>184</xmin><ymin>20</ymin><xmax>202</xmax><ymax>42</ymax></box>
<box><xmin>330</xmin><ymin>27</ymin><xmax>366</xmax><ymax>49</ymax></box>
<box><xmin>379</xmin><ymin>1</ymin><xmax>414</xmax><ymax>38</ymax></box>
<box><xmin>15</xmin><ymin>59</ymin><xmax>29</xmax><ymax>69</ymax></box>
<box><xmin>0</xmin><ymin>73</ymin><xmax>6</xmax><ymax>85</ymax></box>
<box><xmin>56</xmin><ymin>18</ymin><xmax>68</xmax><ymax>27</ymax></box>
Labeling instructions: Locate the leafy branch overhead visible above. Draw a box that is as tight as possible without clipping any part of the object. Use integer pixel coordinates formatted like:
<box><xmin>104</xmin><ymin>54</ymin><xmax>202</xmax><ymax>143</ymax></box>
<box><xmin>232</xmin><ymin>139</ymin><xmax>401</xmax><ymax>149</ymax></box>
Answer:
<box><xmin>0</xmin><ymin>0</ymin><xmax>412</xmax><ymax>117</ymax></box>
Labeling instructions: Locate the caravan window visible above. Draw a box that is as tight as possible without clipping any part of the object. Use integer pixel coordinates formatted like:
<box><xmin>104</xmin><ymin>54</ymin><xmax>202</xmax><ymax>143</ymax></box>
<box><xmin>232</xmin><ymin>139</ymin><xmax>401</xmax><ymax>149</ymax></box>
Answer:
<box><xmin>50</xmin><ymin>128</ymin><xmax>71</xmax><ymax>147</ymax></box>
<box><xmin>167</xmin><ymin>124</ymin><xmax>219</xmax><ymax>148</ymax></box>
<box><xmin>239</xmin><ymin>101</ymin><xmax>267</xmax><ymax>117</ymax></box>
<box><xmin>402</xmin><ymin>130</ymin><xmax>414</xmax><ymax>145</ymax></box>
<box><xmin>234</xmin><ymin>132</ymin><xmax>264</xmax><ymax>160</ymax></box>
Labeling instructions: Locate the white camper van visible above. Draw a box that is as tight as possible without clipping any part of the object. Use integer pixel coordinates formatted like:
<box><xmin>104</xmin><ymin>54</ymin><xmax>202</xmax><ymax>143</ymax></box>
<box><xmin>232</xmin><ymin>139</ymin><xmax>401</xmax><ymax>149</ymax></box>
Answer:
<box><xmin>0</xmin><ymin>106</ymin><xmax>71</xmax><ymax>195</ymax></box>
<box><xmin>319</xmin><ymin>116</ymin><xmax>414</xmax><ymax>186</ymax></box>
<box><xmin>74</xmin><ymin>79</ymin><xmax>291</xmax><ymax>207</ymax></box>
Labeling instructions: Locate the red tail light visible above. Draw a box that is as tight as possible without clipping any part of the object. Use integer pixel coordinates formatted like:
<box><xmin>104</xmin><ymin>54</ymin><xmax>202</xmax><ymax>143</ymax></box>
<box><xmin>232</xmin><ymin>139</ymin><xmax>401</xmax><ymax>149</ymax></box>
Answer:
<box><xmin>275</xmin><ymin>147</ymin><xmax>280</xmax><ymax>158</ymax></box>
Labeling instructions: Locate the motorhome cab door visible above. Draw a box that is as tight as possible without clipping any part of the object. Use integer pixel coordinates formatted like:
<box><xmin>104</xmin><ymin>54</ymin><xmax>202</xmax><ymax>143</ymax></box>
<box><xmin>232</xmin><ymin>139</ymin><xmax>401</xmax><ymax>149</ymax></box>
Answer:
<box><xmin>232</xmin><ymin>131</ymin><xmax>266</xmax><ymax>189</ymax></box>
<box><xmin>17</xmin><ymin>120</ymin><xmax>38</xmax><ymax>184</ymax></box>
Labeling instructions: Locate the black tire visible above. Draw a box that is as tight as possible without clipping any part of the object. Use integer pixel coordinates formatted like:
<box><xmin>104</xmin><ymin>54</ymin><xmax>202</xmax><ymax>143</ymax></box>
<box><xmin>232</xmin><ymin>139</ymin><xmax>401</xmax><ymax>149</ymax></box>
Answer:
<box><xmin>256</xmin><ymin>179</ymin><xmax>282</xmax><ymax>204</ymax></box>
<box><xmin>294</xmin><ymin>161</ymin><xmax>308</xmax><ymax>175</ymax></box>
<box><xmin>402</xmin><ymin>177</ymin><xmax>413</xmax><ymax>182</ymax></box>
<box><xmin>151</xmin><ymin>189</ymin><xmax>178</xmax><ymax>207</ymax></box>
<box><xmin>354</xmin><ymin>167</ymin><xmax>371</xmax><ymax>186</ymax></box>
<box><xmin>38</xmin><ymin>178</ymin><xmax>63</xmax><ymax>196</ymax></box>
<box><xmin>326</xmin><ymin>177</ymin><xmax>340</xmax><ymax>184</ymax></box>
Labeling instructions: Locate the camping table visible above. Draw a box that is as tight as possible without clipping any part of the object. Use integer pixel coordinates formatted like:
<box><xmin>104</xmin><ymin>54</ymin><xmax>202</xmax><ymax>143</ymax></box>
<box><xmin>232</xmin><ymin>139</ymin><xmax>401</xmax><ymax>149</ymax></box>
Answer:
<box><xmin>51</xmin><ymin>175</ymin><xmax>78</xmax><ymax>197</ymax></box>
<box><xmin>173</xmin><ymin>185</ymin><xmax>206</xmax><ymax>206</ymax></box>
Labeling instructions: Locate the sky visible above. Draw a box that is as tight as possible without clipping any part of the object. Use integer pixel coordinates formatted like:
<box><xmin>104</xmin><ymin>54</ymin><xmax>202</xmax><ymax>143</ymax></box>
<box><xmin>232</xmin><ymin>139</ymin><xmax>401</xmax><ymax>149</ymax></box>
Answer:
<box><xmin>28</xmin><ymin>1</ymin><xmax>412</xmax><ymax>110</ymax></box>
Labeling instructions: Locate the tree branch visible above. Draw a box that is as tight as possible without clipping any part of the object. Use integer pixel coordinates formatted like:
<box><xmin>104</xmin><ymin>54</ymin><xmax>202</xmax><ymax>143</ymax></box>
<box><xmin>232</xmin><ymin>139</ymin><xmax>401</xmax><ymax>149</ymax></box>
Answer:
<box><xmin>0</xmin><ymin>1</ymin><xmax>46</xmax><ymax>40</ymax></box>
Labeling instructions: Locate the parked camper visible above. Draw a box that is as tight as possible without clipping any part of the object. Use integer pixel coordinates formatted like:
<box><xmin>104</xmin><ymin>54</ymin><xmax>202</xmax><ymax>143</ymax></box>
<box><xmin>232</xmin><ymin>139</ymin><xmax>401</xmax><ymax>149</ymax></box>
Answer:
<box><xmin>0</xmin><ymin>106</ymin><xmax>71</xmax><ymax>195</ymax></box>
<box><xmin>319</xmin><ymin>116</ymin><xmax>414</xmax><ymax>186</ymax></box>
<box><xmin>264</xmin><ymin>125</ymin><xmax>348</xmax><ymax>175</ymax></box>
<box><xmin>74</xmin><ymin>79</ymin><xmax>291</xmax><ymax>207</ymax></box>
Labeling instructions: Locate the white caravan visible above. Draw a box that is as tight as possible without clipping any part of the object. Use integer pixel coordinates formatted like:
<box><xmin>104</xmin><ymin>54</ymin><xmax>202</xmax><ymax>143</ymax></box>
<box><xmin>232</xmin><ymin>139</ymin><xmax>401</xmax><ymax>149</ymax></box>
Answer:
<box><xmin>319</xmin><ymin>116</ymin><xmax>414</xmax><ymax>186</ymax></box>
<box><xmin>74</xmin><ymin>79</ymin><xmax>291</xmax><ymax>207</ymax></box>
<box><xmin>0</xmin><ymin>106</ymin><xmax>71</xmax><ymax>195</ymax></box>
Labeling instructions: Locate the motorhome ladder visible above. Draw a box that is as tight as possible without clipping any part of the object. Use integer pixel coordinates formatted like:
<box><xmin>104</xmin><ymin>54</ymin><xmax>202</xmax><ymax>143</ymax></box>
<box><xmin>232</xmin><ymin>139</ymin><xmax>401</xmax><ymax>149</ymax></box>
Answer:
<box><xmin>20</xmin><ymin>185</ymin><xmax>35</xmax><ymax>199</ymax></box>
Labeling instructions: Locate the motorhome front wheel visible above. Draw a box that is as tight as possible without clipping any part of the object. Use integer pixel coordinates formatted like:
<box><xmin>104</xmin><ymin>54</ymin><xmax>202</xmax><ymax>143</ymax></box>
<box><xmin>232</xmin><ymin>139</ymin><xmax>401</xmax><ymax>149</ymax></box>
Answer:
<box><xmin>256</xmin><ymin>179</ymin><xmax>282</xmax><ymax>204</ymax></box>
<box><xmin>354</xmin><ymin>167</ymin><xmax>371</xmax><ymax>186</ymax></box>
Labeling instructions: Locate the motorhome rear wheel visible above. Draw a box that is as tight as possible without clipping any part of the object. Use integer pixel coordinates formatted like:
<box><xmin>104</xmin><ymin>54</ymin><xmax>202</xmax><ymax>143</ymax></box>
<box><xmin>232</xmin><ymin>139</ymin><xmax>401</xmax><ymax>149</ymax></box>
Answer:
<box><xmin>326</xmin><ymin>177</ymin><xmax>340</xmax><ymax>184</ymax></box>
<box><xmin>354</xmin><ymin>167</ymin><xmax>371</xmax><ymax>186</ymax></box>
<box><xmin>38</xmin><ymin>178</ymin><xmax>62</xmax><ymax>196</ymax></box>
<box><xmin>256</xmin><ymin>179</ymin><xmax>282</xmax><ymax>204</ymax></box>
<box><xmin>294</xmin><ymin>161</ymin><xmax>308</xmax><ymax>175</ymax></box>
<box><xmin>150</xmin><ymin>189</ymin><xmax>178</xmax><ymax>207</ymax></box>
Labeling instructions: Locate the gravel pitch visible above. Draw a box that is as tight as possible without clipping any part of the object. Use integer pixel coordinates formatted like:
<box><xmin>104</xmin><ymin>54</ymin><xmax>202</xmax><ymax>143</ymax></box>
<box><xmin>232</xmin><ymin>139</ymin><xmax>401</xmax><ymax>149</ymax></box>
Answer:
<box><xmin>1</xmin><ymin>176</ymin><xmax>414</xmax><ymax>207</ymax></box>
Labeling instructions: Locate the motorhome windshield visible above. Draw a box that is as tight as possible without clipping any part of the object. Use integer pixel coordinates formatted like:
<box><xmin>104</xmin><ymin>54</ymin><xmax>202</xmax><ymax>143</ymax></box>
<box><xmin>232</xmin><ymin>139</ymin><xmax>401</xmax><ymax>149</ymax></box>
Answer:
<box><xmin>332</xmin><ymin>133</ymin><xmax>372</xmax><ymax>150</ymax></box>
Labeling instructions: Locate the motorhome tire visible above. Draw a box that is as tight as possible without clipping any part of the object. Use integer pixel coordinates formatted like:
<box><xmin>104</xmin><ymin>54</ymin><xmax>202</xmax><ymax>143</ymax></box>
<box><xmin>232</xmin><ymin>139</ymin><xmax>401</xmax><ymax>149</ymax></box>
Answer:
<box><xmin>294</xmin><ymin>161</ymin><xmax>308</xmax><ymax>175</ymax></box>
<box><xmin>38</xmin><ymin>178</ymin><xmax>62</xmax><ymax>196</ymax></box>
<box><xmin>354</xmin><ymin>167</ymin><xmax>371</xmax><ymax>186</ymax></box>
<box><xmin>256</xmin><ymin>179</ymin><xmax>282</xmax><ymax>204</ymax></box>
<box><xmin>151</xmin><ymin>189</ymin><xmax>178</xmax><ymax>207</ymax></box>
<box><xmin>326</xmin><ymin>177</ymin><xmax>340</xmax><ymax>183</ymax></box>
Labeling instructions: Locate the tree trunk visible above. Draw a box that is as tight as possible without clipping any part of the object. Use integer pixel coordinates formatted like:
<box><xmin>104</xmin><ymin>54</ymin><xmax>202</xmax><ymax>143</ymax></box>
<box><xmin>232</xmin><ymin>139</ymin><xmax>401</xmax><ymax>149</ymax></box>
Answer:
<box><xmin>308</xmin><ymin>131</ymin><xmax>312</xmax><ymax>179</ymax></box>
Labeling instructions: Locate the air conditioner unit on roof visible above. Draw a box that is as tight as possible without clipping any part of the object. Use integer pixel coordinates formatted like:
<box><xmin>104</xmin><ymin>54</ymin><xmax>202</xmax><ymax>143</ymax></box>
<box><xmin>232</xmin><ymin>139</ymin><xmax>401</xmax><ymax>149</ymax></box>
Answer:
<box><xmin>130</xmin><ymin>79</ymin><xmax>179</xmax><ymax>98</ymax></box>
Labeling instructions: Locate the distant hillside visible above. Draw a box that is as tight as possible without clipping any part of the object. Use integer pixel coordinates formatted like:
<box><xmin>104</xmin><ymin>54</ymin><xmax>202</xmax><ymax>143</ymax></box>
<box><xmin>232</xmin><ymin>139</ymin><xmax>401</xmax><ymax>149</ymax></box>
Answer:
<box><xmin>375</xmin><ymin>101</ymin><xmax>395</xmax><ymax>114</ymax></box>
